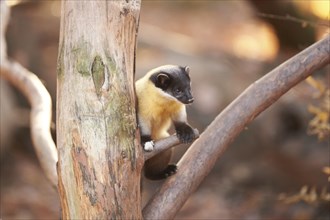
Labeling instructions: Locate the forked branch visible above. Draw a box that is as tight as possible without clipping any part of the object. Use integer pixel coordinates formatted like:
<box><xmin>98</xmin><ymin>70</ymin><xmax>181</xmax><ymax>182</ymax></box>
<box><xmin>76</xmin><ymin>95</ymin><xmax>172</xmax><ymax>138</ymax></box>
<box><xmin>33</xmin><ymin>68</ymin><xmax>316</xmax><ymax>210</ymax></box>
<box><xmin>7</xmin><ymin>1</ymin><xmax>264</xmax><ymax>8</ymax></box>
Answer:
<box><xmin>143</xmin><ymin>35</ymin><xmax>330</xmax><ymax>219</ymax></box>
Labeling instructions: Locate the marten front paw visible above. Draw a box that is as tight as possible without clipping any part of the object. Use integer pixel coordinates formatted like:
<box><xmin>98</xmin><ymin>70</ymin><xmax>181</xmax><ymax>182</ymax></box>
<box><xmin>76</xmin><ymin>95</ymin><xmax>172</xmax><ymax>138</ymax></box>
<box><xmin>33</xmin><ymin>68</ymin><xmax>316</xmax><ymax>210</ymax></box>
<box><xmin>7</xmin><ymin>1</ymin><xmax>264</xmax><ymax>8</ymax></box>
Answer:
<box><xmin>143</xmin><ymin>141</ymin><xmax>154</xmax><ymax>152</ymax></box>
<box><xmin>175</xmin><ymin>123</ymin><xmax>195</xmax><ymax>144</ymax></box>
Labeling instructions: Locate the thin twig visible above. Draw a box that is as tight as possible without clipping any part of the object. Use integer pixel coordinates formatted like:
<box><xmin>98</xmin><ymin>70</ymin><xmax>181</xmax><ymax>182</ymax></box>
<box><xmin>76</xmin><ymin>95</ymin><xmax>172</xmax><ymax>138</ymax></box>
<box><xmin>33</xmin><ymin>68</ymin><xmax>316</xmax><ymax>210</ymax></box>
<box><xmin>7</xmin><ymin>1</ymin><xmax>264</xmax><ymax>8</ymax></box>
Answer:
<box><xmin>257</xmin><ymin>12</ymin><xmax>329</xmax><ymax>28</ymax></box>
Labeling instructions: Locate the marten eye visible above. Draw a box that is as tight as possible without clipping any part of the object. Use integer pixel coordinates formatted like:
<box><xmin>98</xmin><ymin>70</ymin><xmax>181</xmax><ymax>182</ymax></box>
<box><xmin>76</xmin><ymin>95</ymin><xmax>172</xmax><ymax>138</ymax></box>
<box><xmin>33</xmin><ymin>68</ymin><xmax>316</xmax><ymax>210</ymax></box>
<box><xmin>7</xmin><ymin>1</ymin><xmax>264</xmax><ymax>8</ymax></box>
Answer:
<box><xmin>175</xmin><ymin>88</ymin><xmax>183</xmax><ymax>94</ymax></box>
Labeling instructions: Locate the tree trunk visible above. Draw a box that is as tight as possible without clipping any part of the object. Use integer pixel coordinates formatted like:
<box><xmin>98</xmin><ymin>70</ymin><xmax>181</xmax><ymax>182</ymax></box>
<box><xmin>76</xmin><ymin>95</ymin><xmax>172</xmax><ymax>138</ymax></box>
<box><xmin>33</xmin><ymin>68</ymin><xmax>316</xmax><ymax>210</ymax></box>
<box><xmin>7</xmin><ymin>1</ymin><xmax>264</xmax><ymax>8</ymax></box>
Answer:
<box><xmin>56</xmin><ymin>1</ymin><xmax>142</xmax><ymax>219</ymax></box>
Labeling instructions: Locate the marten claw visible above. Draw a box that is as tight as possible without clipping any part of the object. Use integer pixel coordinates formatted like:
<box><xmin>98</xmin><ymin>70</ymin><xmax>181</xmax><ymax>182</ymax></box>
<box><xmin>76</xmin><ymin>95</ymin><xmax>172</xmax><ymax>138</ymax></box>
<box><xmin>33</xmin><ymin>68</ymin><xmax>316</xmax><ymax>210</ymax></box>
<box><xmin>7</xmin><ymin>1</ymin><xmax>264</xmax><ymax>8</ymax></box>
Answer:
<box><xmin>164</xmin><ymin>164</ymin><xmax>177</xmax><ymax>177</ymax></box>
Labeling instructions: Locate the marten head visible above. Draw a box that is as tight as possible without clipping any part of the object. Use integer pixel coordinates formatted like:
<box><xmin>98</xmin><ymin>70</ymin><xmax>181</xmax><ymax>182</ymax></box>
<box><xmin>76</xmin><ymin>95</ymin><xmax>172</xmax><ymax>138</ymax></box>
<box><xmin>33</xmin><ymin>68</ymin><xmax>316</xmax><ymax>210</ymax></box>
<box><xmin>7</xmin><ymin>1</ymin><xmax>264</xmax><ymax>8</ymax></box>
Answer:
<box><xmin>149</xmin><ymin>65</ymin><xmax>194</xmax><ymax>104</ymax></box>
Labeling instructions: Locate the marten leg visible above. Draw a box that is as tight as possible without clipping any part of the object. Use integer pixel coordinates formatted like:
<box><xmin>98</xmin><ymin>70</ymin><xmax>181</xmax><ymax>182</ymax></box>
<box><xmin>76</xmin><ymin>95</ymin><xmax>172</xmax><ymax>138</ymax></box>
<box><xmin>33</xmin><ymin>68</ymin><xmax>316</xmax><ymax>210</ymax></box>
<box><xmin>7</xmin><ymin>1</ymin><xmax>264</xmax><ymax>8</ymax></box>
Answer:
<box><xmin>144</xmin><ymin>148</ymin><xmax>177</xmax><ymax>180</ymax></box>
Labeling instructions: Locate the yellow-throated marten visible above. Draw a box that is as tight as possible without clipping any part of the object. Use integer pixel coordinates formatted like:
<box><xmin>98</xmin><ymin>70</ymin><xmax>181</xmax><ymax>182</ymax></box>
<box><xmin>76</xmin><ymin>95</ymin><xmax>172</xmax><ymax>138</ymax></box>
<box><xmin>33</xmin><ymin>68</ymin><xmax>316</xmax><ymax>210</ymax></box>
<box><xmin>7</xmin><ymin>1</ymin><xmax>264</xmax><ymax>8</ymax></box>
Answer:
<box><xmin>136</xmin><ymin>65</ymin><xmax>195</xmax><ymax>180</ymax></box>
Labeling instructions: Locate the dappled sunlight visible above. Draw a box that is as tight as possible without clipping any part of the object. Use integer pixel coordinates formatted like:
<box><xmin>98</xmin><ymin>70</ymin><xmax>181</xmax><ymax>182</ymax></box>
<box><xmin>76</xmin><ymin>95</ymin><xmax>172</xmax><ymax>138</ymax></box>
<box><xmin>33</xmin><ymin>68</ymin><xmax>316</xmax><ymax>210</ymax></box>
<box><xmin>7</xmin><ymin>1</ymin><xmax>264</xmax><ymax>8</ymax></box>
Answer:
<box><xmin>310</xmin><ymin>0</ymin><xmax>330</xmax><ymax>41</ymax></box>
<box><xmin>294</xmin><ymin>1</ymin><xmax>330</xmax><ymax>40</ymax></box>
<box><xmin>232</xmin><ymin>22</ymin><xmax>279</xmax><ymax>61</ymax></box>
<box><xmin>310</xmin><ymin>0</ymin><xmax>330</xmax><ymax>19</ymax></box>
<box><xmin>295</xmin><ymin>0</ymin><xmax>330</xmax><ymax>20</ymax></box>
<box><xmin>6</xmin><ymin>0</ymin><xmax>21</xmax><ymax>7</ymax></box>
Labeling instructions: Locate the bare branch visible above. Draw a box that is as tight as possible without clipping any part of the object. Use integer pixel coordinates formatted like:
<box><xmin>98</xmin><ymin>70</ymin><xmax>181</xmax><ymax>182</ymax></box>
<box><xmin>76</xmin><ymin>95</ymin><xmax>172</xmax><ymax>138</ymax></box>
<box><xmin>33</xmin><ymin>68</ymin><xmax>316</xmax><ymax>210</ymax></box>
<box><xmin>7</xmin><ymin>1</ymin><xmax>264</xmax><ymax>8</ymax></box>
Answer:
<box><xmin>0</xmin><ymin>2</ymin><xmax>58</xmax><ymax>188</ymax></box>
<box><xmin>143</xmin><ymin>35</ymin><xmax>330</xmax><ymax>219</ymax></box>
<box><xmin>143</xmin><ymin>129</ymin><xmax>199</xmax><ymax>161</ymax></box>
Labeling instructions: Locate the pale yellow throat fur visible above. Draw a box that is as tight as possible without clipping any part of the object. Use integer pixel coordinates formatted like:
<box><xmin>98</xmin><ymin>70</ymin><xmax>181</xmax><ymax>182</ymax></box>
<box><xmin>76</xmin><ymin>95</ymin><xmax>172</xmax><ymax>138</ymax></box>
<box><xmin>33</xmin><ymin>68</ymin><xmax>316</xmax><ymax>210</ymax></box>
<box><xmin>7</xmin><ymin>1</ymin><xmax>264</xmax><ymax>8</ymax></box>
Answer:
<box><xmin>136</xmin><ymin>78</ymin><xmax>184</xmax><ymax>140</ymax></box>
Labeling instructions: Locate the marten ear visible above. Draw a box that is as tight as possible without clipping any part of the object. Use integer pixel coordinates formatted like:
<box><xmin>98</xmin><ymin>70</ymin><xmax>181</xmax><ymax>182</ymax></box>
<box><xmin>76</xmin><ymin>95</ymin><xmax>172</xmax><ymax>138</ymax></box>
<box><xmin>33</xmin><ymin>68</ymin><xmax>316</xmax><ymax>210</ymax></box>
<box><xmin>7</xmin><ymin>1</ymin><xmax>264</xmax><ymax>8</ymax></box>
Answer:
<box><xmin>184</xmin><ymin>66</ymin><xmax>190</xmax><ymax>75</ymax></box>
<box><xmin>157</xmin><ymin>73</ymin><xmax>170</xmax><ymax>89</ymax></box>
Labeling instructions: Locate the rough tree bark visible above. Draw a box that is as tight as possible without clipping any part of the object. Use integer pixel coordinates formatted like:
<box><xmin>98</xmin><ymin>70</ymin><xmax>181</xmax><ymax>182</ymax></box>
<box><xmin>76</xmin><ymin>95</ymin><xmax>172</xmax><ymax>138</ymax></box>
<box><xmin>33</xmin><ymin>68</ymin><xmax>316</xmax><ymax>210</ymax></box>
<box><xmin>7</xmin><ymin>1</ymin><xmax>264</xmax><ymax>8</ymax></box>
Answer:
<box><xmin>143</xmin><ymin>35</ymin><xmax>330</xmax><ymax>219</ymax></box>
<box><xmin>56</xmin><ymin>1</ymin><xmax>142</xmax><ymax>219</ymax></box>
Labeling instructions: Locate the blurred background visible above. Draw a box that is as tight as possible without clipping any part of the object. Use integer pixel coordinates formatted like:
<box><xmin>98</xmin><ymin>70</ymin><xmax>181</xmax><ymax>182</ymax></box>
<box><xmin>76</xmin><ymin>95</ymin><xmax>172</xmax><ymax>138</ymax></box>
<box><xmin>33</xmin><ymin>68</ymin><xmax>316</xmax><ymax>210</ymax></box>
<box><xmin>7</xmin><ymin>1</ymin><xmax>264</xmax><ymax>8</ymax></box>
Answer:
<box><xmin>1</xmin><ymin>0</ymin><xmax>329</xmax><ymax>219</ymax></box>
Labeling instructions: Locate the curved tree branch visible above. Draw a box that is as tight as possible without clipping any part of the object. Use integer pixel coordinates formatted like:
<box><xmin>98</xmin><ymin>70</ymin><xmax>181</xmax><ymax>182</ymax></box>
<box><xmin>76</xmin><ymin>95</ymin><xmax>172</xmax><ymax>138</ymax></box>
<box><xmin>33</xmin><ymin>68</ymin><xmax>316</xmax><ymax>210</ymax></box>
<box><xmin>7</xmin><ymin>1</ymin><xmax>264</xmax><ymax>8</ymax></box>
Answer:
<box><xmin>143</xmin><ymin>129</ymin><xmax>199</xmax><ymax>161</ymax></box>
<box><xmin>0</xmin><ymin>2</ymin><xmax>58</xmax><ymax>188</ymax></box>
<box><xmin>143</xmin><ymin>35</ymin><xmax>330</xmax><ymax>219</ymax></box>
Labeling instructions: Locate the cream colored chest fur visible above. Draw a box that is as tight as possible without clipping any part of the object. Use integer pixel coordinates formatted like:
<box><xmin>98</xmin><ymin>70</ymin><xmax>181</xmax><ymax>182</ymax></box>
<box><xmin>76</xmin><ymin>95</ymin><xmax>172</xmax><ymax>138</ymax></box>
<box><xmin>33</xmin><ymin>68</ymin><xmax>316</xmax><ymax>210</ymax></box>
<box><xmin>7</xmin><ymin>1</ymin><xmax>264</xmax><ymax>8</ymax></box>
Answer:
<box><xmin>136</xmin><ymin>79</ymin><xmax>183</xmax><ymax>139</ymax></box>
